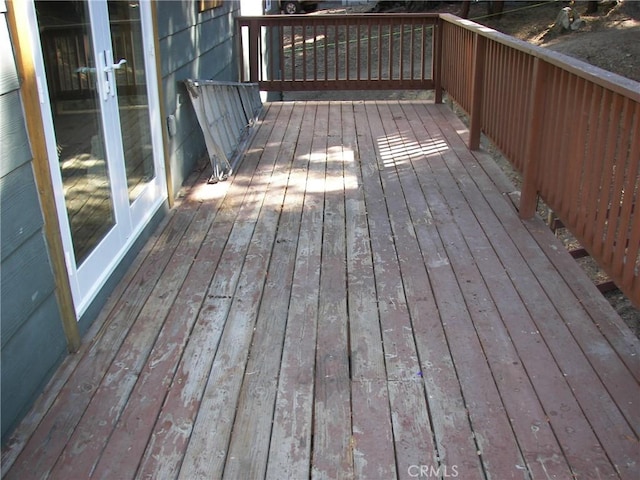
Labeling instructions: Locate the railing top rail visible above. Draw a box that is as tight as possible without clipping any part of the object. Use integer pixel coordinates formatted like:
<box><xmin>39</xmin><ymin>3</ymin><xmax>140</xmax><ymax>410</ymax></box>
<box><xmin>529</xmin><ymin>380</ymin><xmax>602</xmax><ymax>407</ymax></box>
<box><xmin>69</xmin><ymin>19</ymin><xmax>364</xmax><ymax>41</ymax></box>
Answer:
<box><xmin>238</xmin><ymin>13</ymin><xmax>440</xmax><ymax>24</ymax></box>
<box><xmin>439</xmin><ymin>13</ymin><xmax>640</xmax><ymax>102</ymax></box>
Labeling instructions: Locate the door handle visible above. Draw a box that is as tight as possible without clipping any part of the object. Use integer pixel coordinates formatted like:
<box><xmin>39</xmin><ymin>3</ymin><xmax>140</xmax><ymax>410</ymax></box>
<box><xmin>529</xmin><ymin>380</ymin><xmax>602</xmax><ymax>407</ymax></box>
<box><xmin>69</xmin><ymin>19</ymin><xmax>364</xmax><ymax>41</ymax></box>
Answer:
<box><xmin>104</xmin><ymin>58</ymin><xmax>127</xmax><ymax>73</ymax></box>
<box><xmin>101</xmin><ymin>50</ymin><xmax>127</xmax><ymax>99</ymax></box>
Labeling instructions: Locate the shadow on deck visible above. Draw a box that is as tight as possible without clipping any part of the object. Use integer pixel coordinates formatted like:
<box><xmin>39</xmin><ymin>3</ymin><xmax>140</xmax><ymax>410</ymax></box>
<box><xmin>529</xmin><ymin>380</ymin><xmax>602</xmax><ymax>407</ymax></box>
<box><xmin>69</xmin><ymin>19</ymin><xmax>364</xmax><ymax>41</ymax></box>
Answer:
<box><xmin>3</xmin><ymin>100</ymin><xmax>639</xmax><ymax>480</ymax></box>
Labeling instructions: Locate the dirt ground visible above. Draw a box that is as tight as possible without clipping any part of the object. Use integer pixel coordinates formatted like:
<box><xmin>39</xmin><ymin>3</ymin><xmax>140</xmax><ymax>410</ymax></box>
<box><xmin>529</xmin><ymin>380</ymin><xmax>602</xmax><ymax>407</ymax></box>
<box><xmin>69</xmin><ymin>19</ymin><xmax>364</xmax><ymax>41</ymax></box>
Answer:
<box><xmin>323</xmin><ymin>1</ymin><xmax>640</xmax><ymax>81</ymax></box>
<box><xmin>305</xmin><ymin>1</ymin><xmax>640</xmax><ymax>333</ymax></box>
<box><xmin>465</xmin><ymin>0</ymin><xmax>640</xmax><ymax>82</ymax></box>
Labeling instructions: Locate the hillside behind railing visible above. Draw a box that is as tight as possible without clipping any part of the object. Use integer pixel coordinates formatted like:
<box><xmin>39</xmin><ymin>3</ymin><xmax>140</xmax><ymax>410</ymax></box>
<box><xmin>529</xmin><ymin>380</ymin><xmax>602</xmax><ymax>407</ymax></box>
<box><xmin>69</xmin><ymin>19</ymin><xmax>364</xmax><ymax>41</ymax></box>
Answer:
<box><xmin>237</xmin><ymin>13</ymin><xmax>640</xmax><ymax>307</ymax></box>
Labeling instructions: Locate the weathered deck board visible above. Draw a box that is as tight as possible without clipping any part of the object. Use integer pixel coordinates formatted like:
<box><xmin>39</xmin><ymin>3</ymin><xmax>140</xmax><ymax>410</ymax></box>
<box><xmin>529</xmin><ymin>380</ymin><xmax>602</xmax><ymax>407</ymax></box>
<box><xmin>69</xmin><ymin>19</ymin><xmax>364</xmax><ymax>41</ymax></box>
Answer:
<box><xmin>428</xmin><ymin>103</ymin><xmax>640</xmax><ymax>467</ymax></box>
<box><xmin>3</xmin><ymin>100</ymin><xmax>638</xmax><ymax>480</ymax></box>
<box><xmin>357</xmin><ymin>101</ymin><xmax>454</xmax><ymax>477</ymax></box>
<box><xmin>395</xmin><ymin>102</ymin><xmax>575</xmax><ymax>478</ymax></box>
<box><xmin>222</xmin><ymin>102</ymin><xmax>305</xmax><ymax>479</ymax></box>
<box><xmin>50</xmin><ymin>158</ymin><xmax>229</xmax><ymax>478</ymax></box>
<box><xmin>404</xmin><ymin>102</ymin><xmax>605</xmax><ymax>478</ymax></box>
<box><xmin>344</xmin><ymin>102</ymin><xmax>397</xmax><ymax>480</ymax></box>
<box><xmin>312</xmin><ymin>102</ymin><xmax>353</xmax><ymax>480</ymax></box>
<box><xmin>373</xmin><ymin>100</ymin><xmax>530</xmax><ymax>478</ymax></box>
<box><xmin>266</xmin><ymin>101</ymin><xmax>324</xmax><ymax>480</ymax></box>
<box><xmin>421</xmin><ymin>103</ymin><xmax>638</xmax><ymax>477</ymax></box>
<box><xmin>175</xmin><ymin>102</ymin><xmax>295</xmax><ymax>480</ymax></box>
<box><xmin>3</xmin><ymin>169</ymin><xmax>204</xmax><ymax>479</ymax></box>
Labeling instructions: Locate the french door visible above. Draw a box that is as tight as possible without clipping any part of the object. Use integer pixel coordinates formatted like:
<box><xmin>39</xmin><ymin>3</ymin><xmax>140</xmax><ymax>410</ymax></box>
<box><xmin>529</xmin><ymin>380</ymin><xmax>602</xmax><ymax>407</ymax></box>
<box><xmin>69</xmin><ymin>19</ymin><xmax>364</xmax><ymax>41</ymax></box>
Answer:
<box><xmin>29</xmin><ymin>0</ymin><xmax>167</xmax><ymax>315</ymax></box>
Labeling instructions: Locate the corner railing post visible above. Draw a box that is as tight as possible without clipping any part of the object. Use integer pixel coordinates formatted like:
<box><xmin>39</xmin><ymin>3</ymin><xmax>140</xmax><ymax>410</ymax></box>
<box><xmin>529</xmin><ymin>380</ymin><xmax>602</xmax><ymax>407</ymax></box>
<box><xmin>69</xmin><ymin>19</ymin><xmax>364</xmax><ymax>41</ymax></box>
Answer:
<box><xmin>519</xmin><ymin>58</ymin><xmax>548</xmax><ymax>219</ymax></box>
<box><xmin>248</xmin><ymin>19</ymin><xmax>260</xmax><ymax>83</ymax></box>
<box><xmin>468</xmin><ymin>33</ymin><xmax>486</xmax><ymax>150</ymax></box>
<box><xmin>433</xmin><ymin>16</ymin><xmax>443</xmax><ymax>104</ymax></box>
<box><xmin>237</xmin><ymin>18</ymin><xmax>246</xmax><ymax>82</ymax></box>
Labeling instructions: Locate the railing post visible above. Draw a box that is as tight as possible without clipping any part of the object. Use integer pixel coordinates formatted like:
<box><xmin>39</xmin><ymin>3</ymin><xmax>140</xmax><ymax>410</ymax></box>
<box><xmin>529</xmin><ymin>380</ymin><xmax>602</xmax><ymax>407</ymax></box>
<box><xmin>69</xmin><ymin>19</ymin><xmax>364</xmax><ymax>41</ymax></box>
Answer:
<box><xmin>519</xmin><ymin>58</ymin><xmax>548</xmax><ymax>219</ymax></box>
<box><xmin>433</xmin><ymin>17</ymin><xmax>443</xmax><ymax>104</ymax></box>
<box><xmin>248</xmin><ymin>19</ymin><xmax>259</xmax><ymax>83</ymax></box>
<box><xmin>468</xmin><ymin>33</ymin><xmax>486</xmax><ymax>150</ymax></box>
<box><xmin>237</xmin><ymin>19</ymin><xmax>246</xmax><ymax>82</ymax></box>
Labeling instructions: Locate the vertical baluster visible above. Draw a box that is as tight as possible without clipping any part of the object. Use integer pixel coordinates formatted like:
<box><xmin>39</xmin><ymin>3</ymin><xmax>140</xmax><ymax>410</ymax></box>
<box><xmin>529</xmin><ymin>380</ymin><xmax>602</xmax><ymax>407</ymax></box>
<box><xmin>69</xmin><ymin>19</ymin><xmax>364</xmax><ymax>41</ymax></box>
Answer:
<box><xmin>618</xmin><ymin>103</ymin><xmax>639</xmax><ymax>289</ymax></box>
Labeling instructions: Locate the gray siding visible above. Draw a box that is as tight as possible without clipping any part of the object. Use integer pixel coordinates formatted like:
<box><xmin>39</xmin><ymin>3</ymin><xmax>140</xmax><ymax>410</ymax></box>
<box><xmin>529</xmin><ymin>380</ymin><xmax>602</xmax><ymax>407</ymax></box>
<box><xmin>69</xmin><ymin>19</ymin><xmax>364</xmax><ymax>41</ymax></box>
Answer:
<box><xmin>0</xmin><ymin>6</ymin><xmax>67</xmax><ymax>442</ymax></box>
<box><xmin>0</xmin><ymin>91</ymin><xmax>31</xmax><ymax>176</ymax></box>
<box><xmin>0</xmin><ymin>161</ymin><xmax>44</xmax><ymax>260</ymax></box>
<box><xmin>157</xmin><ymin>1</ymin><xmax>241</xmax><ymax>197</ymax></box>
<box><xmin>0</xmin><ymin>0</ymin><xmax>243</xmax><ymax>444</ymax></box>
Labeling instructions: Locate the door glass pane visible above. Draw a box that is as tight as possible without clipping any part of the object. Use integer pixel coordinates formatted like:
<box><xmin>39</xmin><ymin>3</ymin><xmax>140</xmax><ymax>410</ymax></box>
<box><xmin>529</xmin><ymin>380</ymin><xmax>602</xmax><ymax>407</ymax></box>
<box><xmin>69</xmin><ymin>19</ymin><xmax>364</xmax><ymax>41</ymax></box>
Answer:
<box><xmin>108</xmin><ymin>0</ymin><xmax>155</xmax><ymax>203</ymax></box>
<box><xmin>36</xmin><ymin>0</ymin><xmax>116</xmax><ymax>264</ymax></box>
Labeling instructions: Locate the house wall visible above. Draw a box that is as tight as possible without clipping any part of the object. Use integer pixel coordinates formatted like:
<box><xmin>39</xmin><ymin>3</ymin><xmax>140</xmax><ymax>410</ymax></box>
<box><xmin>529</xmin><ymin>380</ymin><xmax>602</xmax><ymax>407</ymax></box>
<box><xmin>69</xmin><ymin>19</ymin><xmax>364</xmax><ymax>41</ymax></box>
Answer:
<box><xmin>0</xmin><ymin>0</ymin><xmax>242</xmax><ymax>445</ymax></box>
<box><xmin>157</xmin><ymin>0</ymin><xmax>241</xmax><ymax>197</ymax></box>
<box><xmin>0</xmin><ymin>2</ymin><xmax>68</xmax><ymax>442</ymax></box>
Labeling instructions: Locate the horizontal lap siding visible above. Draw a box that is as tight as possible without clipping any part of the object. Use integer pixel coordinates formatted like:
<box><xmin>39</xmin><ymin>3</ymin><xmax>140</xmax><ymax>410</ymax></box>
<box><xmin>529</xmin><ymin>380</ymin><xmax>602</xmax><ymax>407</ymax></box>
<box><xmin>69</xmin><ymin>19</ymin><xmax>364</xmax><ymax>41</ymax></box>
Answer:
<box><xmin>0</xmin><ymin>91</ymin><xmax>30</xmax><ymax>176</ymax></box>
<box><xmin>0</xmin><ymin>5</ymin><xmax>67</xmax><ymax>442</ymax></box>
<box><xmin>0</xmin><ymin>151</ymin><xmax>42</xmax><ymax>261</ymax></box>
<box><xmin>157</xmin><ymin>1</ymin><xmax>241</xmax><ymax>199</ymax></box>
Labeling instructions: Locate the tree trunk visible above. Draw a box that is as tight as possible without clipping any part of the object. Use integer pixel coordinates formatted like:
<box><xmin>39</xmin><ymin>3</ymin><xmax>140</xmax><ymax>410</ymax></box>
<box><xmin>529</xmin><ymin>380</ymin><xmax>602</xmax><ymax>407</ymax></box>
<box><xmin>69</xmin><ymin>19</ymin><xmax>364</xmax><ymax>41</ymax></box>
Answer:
<box><xmin>487</xmin><ymin>1</ymin><xmax>505</xmax><ymax>19</ymax></box>
<box><xmin>460</xmin><ymin>0</ymin><xmax>471</xmax><ymax>19</ymax></box>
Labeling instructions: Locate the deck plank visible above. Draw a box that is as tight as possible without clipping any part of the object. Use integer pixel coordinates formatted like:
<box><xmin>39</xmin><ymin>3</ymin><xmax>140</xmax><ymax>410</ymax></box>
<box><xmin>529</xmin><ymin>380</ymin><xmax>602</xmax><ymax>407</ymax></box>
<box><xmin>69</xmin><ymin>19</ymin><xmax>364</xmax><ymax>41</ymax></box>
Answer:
<box><xmin>418</xmin><ymin>103</ymin><xmax>614</xmax><ymax>477</ymax></box>
<box><xmin>134</xmin><ymin>103</ymin><xmax>284</xmax><ymax>479</ymax></box>
<box><xmin>266</xmin><ymin>102</ymin><xmax>324</xmax><ymax>480</ymax></box>
<box><xmin>355</xmin><ymin>101</ymin><xmax>487</xmax><ymax>479</ymax></box>
<box><xmin>396</xmin><ymin>101</ymin><xmax>577</xmax><ymax>478</ymax></box>
<box><xmin>357</xmin><ymin>101</ymin><xmax>443</xmax><ymax>477</ymax></box>
<box><xmin>50</xmin><ymin>165</ymin><xmax>231</xmax><ymax>479</ymax></box>
<box><xmin>343</xmin><ymin>102</ymin><xmax>397</xmax><ymax>479</ymax></box>
<box><xmin>176</xmin><ymin>103</ymin><xmax>296</xmax><ymax>480</ymax></box>
<box><xmin>91</xmin><ymin>104</ymin><xmax>284</xmax><ymax>480</ymax></box>
<box><xmin>0</xmin><ymin>166</ymin><xmax>181</xmax><ymax>475</ymax></box>
<box><xmin>420</xmin><ymin>102</ymin><xmax>636</xmax><ymax>478</ymax></box>
<box><xmin>3</xmin><ymin>100</ymin><xmax>638</xmax><ymax>480</ymax></box>
<box><xmin>4</xmin><ymin>171</ymin><xmax>205</xmax><ymax>479</ymax></box>
<box><xmin>398</xmin><ymin>101</ymin><xmax>576</xmax><ymax>479</ymax></box>
<box><xmin>374</xmin><ymin>101</ymin><xmax>532</xmax><ymax>479</ymax></box>
<box><xmin>222</xmin><ymin>102</ymin><xmax>306</xmax><ymax>479</ymax></box>
<box><xmin>311</xmin><ymin>102</ymin><xmax>353</xmax><ymax>480</ymax></box>
<box><xmin>426</xmin><ymin>103</ymin><xmax>639</xmax><ymax>478</ymax></box>
<box><xmin>465</xmin><ymin>112</ymin><xmax>640</xmax><ymax>383</ymax></box>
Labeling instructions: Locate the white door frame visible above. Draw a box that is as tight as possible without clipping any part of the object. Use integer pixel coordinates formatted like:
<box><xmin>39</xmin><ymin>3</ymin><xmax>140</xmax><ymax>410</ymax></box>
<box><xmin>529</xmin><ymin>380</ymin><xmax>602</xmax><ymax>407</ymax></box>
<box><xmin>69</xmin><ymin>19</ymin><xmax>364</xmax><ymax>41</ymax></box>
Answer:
<box><xmin>26</xmin><ymin>0</ymin><xmax>167</xmax><ymax>316</ymax></box>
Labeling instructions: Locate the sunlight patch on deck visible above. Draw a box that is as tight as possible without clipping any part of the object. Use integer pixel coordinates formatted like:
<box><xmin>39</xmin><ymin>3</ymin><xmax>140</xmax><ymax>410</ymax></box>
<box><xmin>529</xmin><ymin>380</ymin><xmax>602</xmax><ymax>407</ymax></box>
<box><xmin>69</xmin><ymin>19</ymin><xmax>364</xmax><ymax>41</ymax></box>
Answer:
<box><xmin>379</xmin><ymin>135</ymin><xmax>449</xmax><ymax>169</ymax></box>
<box><xmin>299</xmin><ymin>148</ymin><xmax>357</xmax><ymax>193</ymax></box>
<box><xmin>191</xmin><ymin>180</ymin><xmax>231</xmax><ymax>201</ymax></box>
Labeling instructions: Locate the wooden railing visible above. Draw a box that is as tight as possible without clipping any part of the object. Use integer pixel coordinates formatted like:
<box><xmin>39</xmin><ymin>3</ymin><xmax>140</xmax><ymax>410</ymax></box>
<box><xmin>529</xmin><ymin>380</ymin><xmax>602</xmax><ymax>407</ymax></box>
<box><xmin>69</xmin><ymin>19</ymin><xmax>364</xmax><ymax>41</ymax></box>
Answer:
<box><xmin>237</xmin><ymin>14</ymin><xmax>440</xmax><ymax>92</ymax></box>
<box><xmin>439</xmin><ymin>14</ymin><xmax>639</xmax><ymax>307</ymax></box>
<box><xmin>237</xmin><ymin>13</ymin><xmax>640</xmax><ymax>307</ymax></box>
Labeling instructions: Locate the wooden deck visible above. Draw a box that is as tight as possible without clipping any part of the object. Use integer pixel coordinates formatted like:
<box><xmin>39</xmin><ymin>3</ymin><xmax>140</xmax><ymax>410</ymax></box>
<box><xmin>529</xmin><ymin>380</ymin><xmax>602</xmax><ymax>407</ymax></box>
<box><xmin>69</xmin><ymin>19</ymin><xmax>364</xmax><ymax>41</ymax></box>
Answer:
<box><xmin>3</xmin><ymin>100</ymin><xmax>639</xmax><ymax>480</ymax></box>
